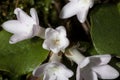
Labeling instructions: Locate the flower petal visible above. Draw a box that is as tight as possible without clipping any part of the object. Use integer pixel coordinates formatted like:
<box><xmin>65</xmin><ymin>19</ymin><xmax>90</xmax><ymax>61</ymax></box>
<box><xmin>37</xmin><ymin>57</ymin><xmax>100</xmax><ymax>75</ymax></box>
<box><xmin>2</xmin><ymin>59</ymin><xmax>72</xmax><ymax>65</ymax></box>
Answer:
<box><xmin>14</xmin><ymin>8</ymin><xmax>34</xmax><ymax>25</ymax></box>
<box><xmin>42</xmin><ymin>39</ymin><xmax>50</xmax><ymax>51</ymax></box>
<box><xmin>60</xmin><ymin>38</ymin><xmax>69</xmax><ymax>53</ymax></box>
<box><xmin>44</xmin><ymin>73</ymin><xmax>56</xmax><ymax>80</ymax></box>
<box><xmin>92</xmin><ymin>65</ymin><xmax>119</xmax><ymax>79</ymax></box>
<box><xmin>81</xmin><ymin>69</ymin><xmax>98</xmax><ymax>80</ymax></box>
<box><xmin>60</xmin><ymin>66</ymin><xmax>73</xmax><ymax>78</ymax></box>
<box><xmin>45</xmin><ymin>28</ymin><xmax>58</xmax><ymax>39</ymax></box>
<box><xmin>59</xmin><ymin>2</ymin><xmax>81</xmax><ymax>19</ymax></box>
<box><xmin>90</xmin><ymin>54</ymin><xmax>111</xmax><ymax>65</ymax></box>
<box><xmin>33</xmin><ymin>63</ymin><xmax>47</xmax><ymax>77</ymax></box>
<box><xmin>9</xmin><ymin>33</ymin><xmax>30</xmax><ymax>44</ymax></box>
<box><xmin>2</xmin><ymin>20</ymin><xmax>27</xmax><ymax>34</ymax></box>
<box><xmin>57</xmin><ymin>76</ymin><xmax>69</xmax><ymax>80</ymax></box>
<box><xmin>79</xmin><ymin>57</ymin><xmax>90</xmax><ymax>68</ymax></box>
<box><xmin>76</xmin><ymin>66</ymin><xmax>81</xmax><ymax>80</ymax></box>
<box><xmin>56</xmin><ymin>26</ymin><xmax>66</xmax><ymax>36</ymax></box>
<box><xmin>89</xmin><ymin>0</ymin><xmax>94</xmax><ymax>8</ymax></box>
<box><xmin>50</xmin><ymin>47</ymin><xmax>60</xmax><ymax>54</ymax></box>
<box><xmin>30</xmin><ymin>8</ymin><xmax>39</xmax><ymax>25</ymax></box>
<box><xmin>76</xmin><ymin>8</ymin><xmax>89</xmax><ymax>23</ymax></box>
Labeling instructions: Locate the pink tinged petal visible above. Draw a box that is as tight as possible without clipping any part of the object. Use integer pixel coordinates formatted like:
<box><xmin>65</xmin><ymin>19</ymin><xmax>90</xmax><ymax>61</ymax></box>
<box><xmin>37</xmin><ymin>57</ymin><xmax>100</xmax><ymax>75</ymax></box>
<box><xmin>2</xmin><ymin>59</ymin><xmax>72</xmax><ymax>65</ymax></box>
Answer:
<box><xmin>92</xmin><ymin>65</ymin><xmax>119</xmax><ymax>79</ymax></box>
<box><xmin>30</xmin><ymin>8</ymin><xmax>39</xmax><ymax>25</ymax></box>
<box><xmin>32</xmin><ymin>63</ymin><xmax>47</xmax><ymax>77</ymax></box>
<box><xmin>81</xmin><ymin>69</ymin><xmax>98</xmax><ymax>80</ymax></box>
<box><xmin>14</xmin><ymin>8</ymin><xmax>34</xmax><ymax>25</ymax></box>
<box><xmin>59</xmin><ymin>2</ymin><xmax>81</xmax><ymax>19</ymax></box>
<box><xmin>2</xmin><ymin>20</ymin><xmax>26</xmax><ymax>34</ymax></box>
<box><xmin>90</xmin><ymin>54</ymin><xmax>111</xmax><ymax>65</ymax></box>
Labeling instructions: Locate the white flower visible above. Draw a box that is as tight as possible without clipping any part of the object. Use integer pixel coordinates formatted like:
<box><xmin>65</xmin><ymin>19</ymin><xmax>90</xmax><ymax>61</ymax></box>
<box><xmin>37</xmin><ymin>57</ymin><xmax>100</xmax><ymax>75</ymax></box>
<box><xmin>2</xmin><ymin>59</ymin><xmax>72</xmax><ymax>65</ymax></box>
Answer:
<box><xmin>66</xmin><ymin>48</ymin><xmax>119</xmax><ymax>80</ymax></box>
<box><xmin>59</xmin><ymin>0</ymin><xmax>94</xmax><ymax>23</ymax></box>
<box><xmin>2</xmin><ymin>8</ymin><xmax>45</xmax><ymax>44</ymax></box>
<box><xmin>76</xmin><ymin>55</ymin><xmax>119</xmax><ymax>80</ymax></box>
<box><xmin>42</xmin><ymin>26</ymin><xmax>69</xmax><ymax>54</ymax></box>
<box><xmin>33</xmin><ymin>61</ymin><xmax>73</xmax><ymax>80</ymax></box>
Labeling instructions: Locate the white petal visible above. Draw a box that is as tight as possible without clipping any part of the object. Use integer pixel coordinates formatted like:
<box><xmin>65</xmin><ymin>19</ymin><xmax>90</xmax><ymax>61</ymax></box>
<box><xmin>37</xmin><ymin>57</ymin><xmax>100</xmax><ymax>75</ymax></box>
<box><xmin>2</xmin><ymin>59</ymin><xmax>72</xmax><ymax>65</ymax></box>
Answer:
<box><xmin>92</xmin><ymin>65</ymin><xmax>119</xmax><ymax>79</ymax></box>
<box><xmin>50</xmin><ymin>47</ymin><xmax>60</xmax><ymax>54</ymax></box>
<box><xmin>45</xmin><ymin>28</ymin><xmax>58</xmax><ymax>39</ymax></box>
<box><xmin>42</xmin><ymin>39</ymin><xmax>50</xmax><ymax>51</ymax></box>
<box><xmin>76</xmin><ymin>66</ymin><xmax>81</xmax><ymax>80</ymax></box>
<box><xmin>59</xmin><ymin>36</ymin><xmax>69</xmax><ymax>52</ymax></box>
<box><xmin>33</xmin><ymin>63</ymin><xmax>47</xmax><ymax>77</ymax></box>
<box><xmin>30</xmin><ymin>8</ymin><xmax>39</xmax><ymax>25</ymax></box>
<box><xmin>56</xmin><ymin>26</ymin><xmax>66</xmax><ymax>36</ymax></box>
<box><xmin>61</xmin><ymin>67</ymin><xmax>73</xmax><ymax>78</ymax></box>
<box><xmin>44</xmin><ymin>73</ymin><xmax>53</xmax><ymax>80</ymax></box>
<box><xmin>57</xmin><ymin>76</ymin><xmax>69</xmax><ymax>80</ymax></box>
<box><xmin>2</xmin><ymin>20</ymin><xmax>27</xmax><ymax>34</ymax></box>
<box><xmin>53</xmin><ymin>62</ymin><xmax>73</xmax><ymax>78</ymax></box>
<box><xmin>14</xmin><ymin>8</ymin><xmax>34</xmax><ymax>25</ymax></box>
<box><xmin>90</xmin><ymin>54</ymin><xmax>111</xmax><ymax>65</ymax></box>
<box><xmin>9</xmin><ymin>33</ymin><xmax>30</xmax><ymax>44</ymax></box>
<box><xmin>81</xmin><ymin>69</ymin><xmax>98</xmax><ymax>80</ymax></box>
<box><xmin>76</xmin><ymin>8</ymin><xmax>89</xmax><ymax>23</ymax></box>
<box><xmin>32</xmin><ymin>24</ymin><xmax>40</xmax><ymax>37</ymax></box>
<box><xmin>42</xmin><ymin>39</ymin><xmax>60</xmax><ymax>53</ymax></box>
<box><xmin>79</xmin><ymin>57</ymin><xmax>90</xmax><ymax>68</ymax></box>
<box><xmin>59</xmin><ymin>2</ymin><xmax>81</xmax><ymax>19</ymax></box>
<box><xmin>89</xmin><ymin>0</ymin><xmax>94</xmax><ymax>8</ymax></box>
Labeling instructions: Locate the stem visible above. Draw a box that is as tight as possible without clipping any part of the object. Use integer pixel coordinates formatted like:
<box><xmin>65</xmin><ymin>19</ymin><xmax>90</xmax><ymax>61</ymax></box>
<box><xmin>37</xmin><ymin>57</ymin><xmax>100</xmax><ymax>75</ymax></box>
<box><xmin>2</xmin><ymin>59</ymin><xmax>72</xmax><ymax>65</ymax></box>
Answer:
<box><xmin>15</xmin><ymin>0</ymin><xmax>19</xmax><ymax>8</ymax></box>
<box><xmin>86</xmin><ymin>19</ymin><xmax>91</xmax><ymax>29</ymax></box>
<box><xmin>49</xmin><ymin>52</ymin><xmax>62</xmax><ymax>62</ymax></box>
<box><xmin>53</xmin><ymin>0</ymin><xmax>61</xmax><ymax>14</ymax></box>
<box><xmin>65</xmin><ymin>48</ymin><xmax>85</xmax><ymax>65</ymax></box>
<box><xmin>81</xmin><ymin>22</ymin><xmax>90</xmax><ymax>35</ymax></box>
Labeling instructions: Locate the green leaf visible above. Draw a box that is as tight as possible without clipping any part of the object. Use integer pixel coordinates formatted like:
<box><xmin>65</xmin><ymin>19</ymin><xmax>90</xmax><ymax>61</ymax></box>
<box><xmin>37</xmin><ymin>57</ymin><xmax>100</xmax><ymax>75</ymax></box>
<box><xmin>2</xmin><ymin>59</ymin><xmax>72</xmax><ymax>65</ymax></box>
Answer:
<box><xmin>0</xmin><ymin>31</ymin><xmax>48</xmax><ymax>77</ymax></box>
<box><xmin>116</xmin><ymin>62</ymin><xmax>120</xmax><ymax>68</ymax></box>
<box><xmin>87</xmin><ymin>47</ymin><xmax>98</xmax><ymax>55</ymax></box>
<box><xmin>90</xmin><ymin>4</ymin><xmax>120</xmax><ymax>56</ymax></box>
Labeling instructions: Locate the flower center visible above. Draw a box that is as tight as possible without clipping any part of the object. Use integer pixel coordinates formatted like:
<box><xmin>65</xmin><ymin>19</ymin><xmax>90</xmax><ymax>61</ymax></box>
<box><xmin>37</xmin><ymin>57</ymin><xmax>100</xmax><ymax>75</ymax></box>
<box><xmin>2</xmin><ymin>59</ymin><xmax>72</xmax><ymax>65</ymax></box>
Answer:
<box><xmin>53</xmin><ymin>39</ymin><xmax>60</xmax><ymax>45</ymax></box>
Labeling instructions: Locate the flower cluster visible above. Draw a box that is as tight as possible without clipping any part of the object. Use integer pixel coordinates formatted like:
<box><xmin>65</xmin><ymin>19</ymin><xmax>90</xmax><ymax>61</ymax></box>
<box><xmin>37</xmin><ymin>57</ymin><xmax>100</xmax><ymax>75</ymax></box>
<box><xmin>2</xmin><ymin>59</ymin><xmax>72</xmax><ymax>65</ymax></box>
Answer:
<box><xmin>1</xmin><ymin>0</ymin><xmax>119</xmax><ymax>79</ymax></box>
